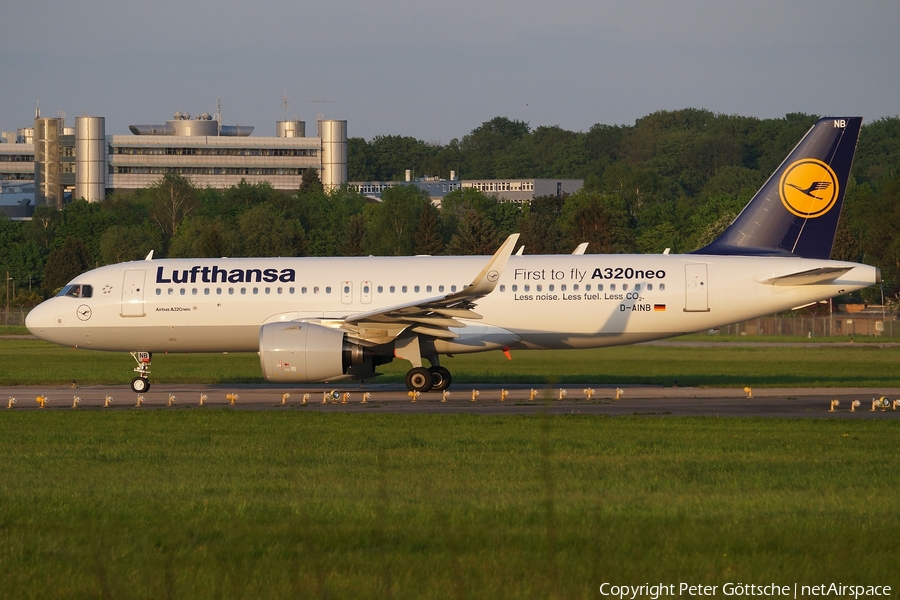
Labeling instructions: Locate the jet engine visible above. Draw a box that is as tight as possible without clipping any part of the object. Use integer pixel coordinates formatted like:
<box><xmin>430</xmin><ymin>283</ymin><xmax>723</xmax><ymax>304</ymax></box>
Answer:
<box><xmin>259</xmin><ymin>322</ymin><xmax>365</xmax><ymax>383</ymax></box>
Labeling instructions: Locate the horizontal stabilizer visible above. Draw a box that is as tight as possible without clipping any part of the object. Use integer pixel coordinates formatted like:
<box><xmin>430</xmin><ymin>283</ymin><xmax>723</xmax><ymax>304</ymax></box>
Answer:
<box><xmin>760</xmin><ymin>267</ymin><xmax>853</xmax><ymax>286</ymax></box>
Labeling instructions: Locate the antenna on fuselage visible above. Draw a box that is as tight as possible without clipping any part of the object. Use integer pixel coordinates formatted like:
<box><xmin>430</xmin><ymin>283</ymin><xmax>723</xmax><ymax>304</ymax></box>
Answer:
<box><xmin>145</xmin><ymin>250</ymin><xmax>154</xmax><ymax>260</ymax></box>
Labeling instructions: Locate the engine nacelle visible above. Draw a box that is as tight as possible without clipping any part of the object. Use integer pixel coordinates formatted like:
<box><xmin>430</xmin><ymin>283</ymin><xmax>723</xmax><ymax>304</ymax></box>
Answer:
<box><xmin>259</xmin><ymin>322</ymin><xmax>364</xmax><ymax>383</ymax></box>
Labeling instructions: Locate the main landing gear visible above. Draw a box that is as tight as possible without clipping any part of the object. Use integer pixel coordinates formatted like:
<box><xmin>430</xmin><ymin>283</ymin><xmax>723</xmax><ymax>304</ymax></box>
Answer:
<box><xmin>130</xmin><ymin>351</ymin><xmax>151</xmax><ymax>393</ymax></box>
<box><xmin>395</xmin><ymin>335</ymin><xmax>452</xmax><ymax>393</ymax></box>
<box><xmin>404</xmin><ymin>364</ymin><xmax>452</xmax><ymax>393</ymax></box>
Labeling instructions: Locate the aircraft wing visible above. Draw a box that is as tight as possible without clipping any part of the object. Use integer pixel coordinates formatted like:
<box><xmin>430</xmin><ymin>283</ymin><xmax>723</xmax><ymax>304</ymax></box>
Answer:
<box><xmin>759</xmin><ymin>267</ymin><xmax>854</xmax><ymax>286</ymax></box>
<box><xmin>335</xmin><ymin>234</ymin><xmax>520</xmax><ymax>345</ymax></box>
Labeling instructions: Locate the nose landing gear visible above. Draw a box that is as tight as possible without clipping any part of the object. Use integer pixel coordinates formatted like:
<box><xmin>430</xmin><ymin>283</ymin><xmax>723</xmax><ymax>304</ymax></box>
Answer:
<box><xmin>130</xmin><ymin>351</ymin><xmax>151</xmax><ymax>393</ymax></box>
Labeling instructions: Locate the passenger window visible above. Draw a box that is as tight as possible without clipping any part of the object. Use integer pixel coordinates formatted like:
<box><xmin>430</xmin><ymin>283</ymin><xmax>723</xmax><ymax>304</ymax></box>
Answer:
<box><xmin>240</xmin><ymin>288</ymin><xmax>246</xmax><ymax>295</ymax></box>
<box><xmin>548</xmin><ymin>284</ymin><xmax>554</xmax><ymax>292</ymax></box>
<box><xmin>574</xmin><ymin>284</ymin><xmax>579</xmax><ymax>291</ymax></box>
<box><xmin>610</xmin><ymin>284</ymin><xmax>616</xmax><ymax>291</ymax></box>
<box><xmin>390</xmin><ymin>286</ymin><xmax>395</xmax><ymax>293</ymax></box>
<box><xmin>635</xmin><ymin>284</ymin><xmax>641</xmax><ymax>291</ymax></box>
<box><xmin>499</xmin><ymin>285</ymin><xmax>505</xmax><ymax>292</ymax></box>
<box><xmin>524</xmin><ymin>285</ymin><xmax>530</xmax><ymax>292</ymax></box>
<box><xmin>265</xmin><ymin>288</ymin><xmax>271</xmax><ymax>294</ymax></box>
<box><xmin>204</xmin><ymin>288</ymin><xmax>210</xmax><ymax>295</ymax></box>
<box><xmin>402</xmin><ymin>285</ymin><xmax>407</xmax><ymax>293</ymax></box>
<box><xmin>314</xmin><ymin>286</ymin><xmax>319</xmax><ymax>294</ymax></box>
<box><xmin>537</xmin><ymin>284</ymin><xmax>542</xmax><ymax>292</ymax></box>
<box><xmin>289</xmin><ymin>287</ymin><xmax>295</xmax><ymax>294</ymax></box>
<box><xmin>253</xmin><ymin>288</ymin><xmax>258</xmax><ymax>294</ymax></box>
<box><xmin>426</xmin><ymin>285</ymin><xmax>432</xmax><ymax>293</ymax></box>
<box><xmin>586</xmin><ymin>284</ymin><xmax>592</xmax><ymax>291</ymax></box>
<box><xmin>622</xmin><ymin>284</ymin><xmax>628</xmax><ymax>291</ymax></box>
<box><xmin>660</xmin><ymin>283</ymin><xmax>666</xmax><ymax>291</ymax></box>
<box><xmin>277</xmin><ymin>287</ymin><xmax>283</xmax><ymax>294</ymax></box>
<box><xmin>168</xmin><ymin>288</ymin><xmax>173</xmax><ymax>295</ymax></box>
<box><xmin>439</xmin><ymin>285</ymin><xmax>444</xmax><ymax>293</ymax></box>
<box><xmin>451</xmin><ymin>285</ymin><xmax>457</xmax><ymax>292</ymax></box>
<box><xmin>512</xmin><ymin>284</ymin><xmax>517</xmax><ymax>292</ymax></box>
<box><xmin>414</xmin><ymin>285</ymin><xmax>420</xmax><ymax>293</ymax></box>
<box><xmin>344</xmin><ymin>285</ymin><xmax>350</xmax><ymax>294</ymax></box>
<box><xmin>180</xmin><ymin>288</ymin><xmax>185</xmax><ymax>295</ymax></box>
<box><xmin>325</xmin><ymin>286</ymin><xmax>331</xmax><ymax>294</ymax></box>
<box><xmin>560</xmin><ymin>284</ymin><xmax>566</xmax><ymax>291</ymax></box>
<box><xmin>377</xmin><ymin>286</ymin><xmax>383</xmax><ymax>293</ymax></box>
<box><xmin>192</xmin><ymin>288</ymin><xmax>198</xmax><ymax>295</ymax></box>
<box><xmin>216</xmin><ymin>288</ymin><xmax>222</xmax><ymax>295</ymax></box>
<box><xmin>302</xmin><ymin>287</ymin><xmax>307</xmax><ymax>294</ymax></box>
<box><xmin>647</xmin><ymin>283</ymin><xmax>653</xmax><ymax>290</ymax></box>
<box><xmin>228</xmin><ymin>288</ymin><xmax>234</xmax><ymax>295</ymax></box>
<box><xmin>156</xmin><ymin>289</ymin><xmax>161</xmax><ymax>296</ymax></box>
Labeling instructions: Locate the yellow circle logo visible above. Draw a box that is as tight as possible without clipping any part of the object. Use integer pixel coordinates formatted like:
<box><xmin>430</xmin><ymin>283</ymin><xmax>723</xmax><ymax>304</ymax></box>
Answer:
<box><xmin>779</xmin><ymin>159</ymin><xmax>839</xmax><ymax>218</ymax></box>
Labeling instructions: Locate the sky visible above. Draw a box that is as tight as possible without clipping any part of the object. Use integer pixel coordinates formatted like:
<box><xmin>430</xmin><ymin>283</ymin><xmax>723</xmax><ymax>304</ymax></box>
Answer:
<box><xmin>2</xmin><ymin>0</ymin><xmax>898</xmax><ymax>143</ymax></box>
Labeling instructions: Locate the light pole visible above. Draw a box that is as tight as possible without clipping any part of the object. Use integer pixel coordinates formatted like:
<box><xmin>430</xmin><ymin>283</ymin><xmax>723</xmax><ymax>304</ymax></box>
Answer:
<box><xmin>5</xmin><ymin>271</ymin><xmax>10</xmax><ymax>325</ymax></box>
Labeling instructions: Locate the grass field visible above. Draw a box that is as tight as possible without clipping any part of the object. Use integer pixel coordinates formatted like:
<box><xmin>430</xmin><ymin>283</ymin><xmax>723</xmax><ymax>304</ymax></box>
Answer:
<box><xmin>0</xmin><ymin>412</ymin><xmax>897</xmax><ymax>598</ymax></box>
<box><xmin>2</xmin><ymin>336</ymin><xmax>900</xmax><ymax>388</ymax></box>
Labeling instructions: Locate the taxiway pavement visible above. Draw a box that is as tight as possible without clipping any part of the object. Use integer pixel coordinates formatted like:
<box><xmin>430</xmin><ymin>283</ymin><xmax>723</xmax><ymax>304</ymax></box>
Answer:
<box><xmin>2</xmin><ymin>383</ymin><xmax>900</xmax><ymax>418</ymax></box>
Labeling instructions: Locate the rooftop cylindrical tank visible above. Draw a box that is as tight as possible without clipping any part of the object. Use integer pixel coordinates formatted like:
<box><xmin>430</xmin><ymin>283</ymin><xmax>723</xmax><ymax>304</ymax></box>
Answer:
<box><xmin>169</xmin><ymin>118</ymin><xmax>218</xmax><ymax>137</ymax></box>
<box><xmin>319</xmin><ymin>119</ymin><xmax>347</xmax><ymax>190</ymax></box>
<box><xmin>75</xmin><ymin>116</ymin><xmax>106</xmax><ymax>203</ymax></box>
<box><xmin>218</xmin><ymin>125</ymin><xmax>253</xmax><ymax>136</ymax></box>
<box><xmin>34</xmin><ymin>118</ymin><xmax>61</xmax><ymax>208</ymax></box>
<box><xmin>33</xmin><ymin>117</ymin><xmax>63</xmax><ymax>208</ymax></box>
<box><xmin>17</xmin><ymin>127</ymin><xmax>34</xmax><ymax>144</ymax></box>
<box><xmin>276</xmin><ymin>120</ymin><xmax>305</xmax><ymax>138</ymax></box>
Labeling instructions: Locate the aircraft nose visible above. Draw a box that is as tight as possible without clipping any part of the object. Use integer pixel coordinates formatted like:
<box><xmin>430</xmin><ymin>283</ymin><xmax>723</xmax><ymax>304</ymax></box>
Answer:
<box><xmin>25</xmin><ymin>300</ymin><xmax>59</xmax><ymax>337</ymax></box>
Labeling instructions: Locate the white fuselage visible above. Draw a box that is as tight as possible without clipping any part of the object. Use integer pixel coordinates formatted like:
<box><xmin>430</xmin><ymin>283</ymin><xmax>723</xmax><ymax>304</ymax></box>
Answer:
<box><xmin>26</xmin><ymin>253</ymin><xmax>877</xmax><ymax>354</ymax></box>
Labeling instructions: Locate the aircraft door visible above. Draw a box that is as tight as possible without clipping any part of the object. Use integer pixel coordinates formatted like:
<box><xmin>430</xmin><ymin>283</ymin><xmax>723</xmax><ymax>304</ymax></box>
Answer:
<box><xmin>361</xmin><ymin>280</ymin><xmax>372</xmax><ymax>304</ymax></box>
<box><xmin>121</xmin><ymin>269</ymin><xmax>147</xmax><ymax>317</ymax></box>
<box><xmin>684</xmin><ymin>264</ymin><xmax>709</xmax><ymax>312</ymax></box>
<box><xmin>341</xmin><ymin>281</ymin><xmax>352</xmax><ymax>305</ymax></box>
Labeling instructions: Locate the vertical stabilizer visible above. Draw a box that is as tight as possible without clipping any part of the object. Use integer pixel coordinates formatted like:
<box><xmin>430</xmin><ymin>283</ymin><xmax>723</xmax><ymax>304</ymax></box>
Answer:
<box><xmin>695</xmin><ymin>117</ymin><xmax>862</xmax><ymax>259</ymax></box>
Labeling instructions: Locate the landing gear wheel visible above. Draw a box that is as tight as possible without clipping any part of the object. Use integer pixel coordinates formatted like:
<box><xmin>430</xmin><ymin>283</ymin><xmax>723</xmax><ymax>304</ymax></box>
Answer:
<box><xmin>131</xmin><ymin>377</ymin><xmax>150</xmax><ymax>393</ymax></box>
<box><xmin>405</xmin><ymin>367</ymin><xmax>434</xmax><ymax>393</ymax></box>
<box><xmin>429</xmin><ymin>366</ymin><xmax>452</xmax><ymax>391</ymax></box>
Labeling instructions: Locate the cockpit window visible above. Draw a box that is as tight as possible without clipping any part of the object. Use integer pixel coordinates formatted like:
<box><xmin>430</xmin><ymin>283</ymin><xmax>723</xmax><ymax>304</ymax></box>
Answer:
<box><xmin>56</xmin><ymin>284</ymin><xmax>93</xmax><ymax>298</ymax></box>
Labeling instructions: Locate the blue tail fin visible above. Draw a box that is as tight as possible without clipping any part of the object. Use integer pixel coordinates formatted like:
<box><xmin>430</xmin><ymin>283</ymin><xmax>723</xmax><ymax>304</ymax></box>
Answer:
<box><xmin>695</xmin><ymin>117</ymin><xmax>862</xmax><ymax>259</ymax></box>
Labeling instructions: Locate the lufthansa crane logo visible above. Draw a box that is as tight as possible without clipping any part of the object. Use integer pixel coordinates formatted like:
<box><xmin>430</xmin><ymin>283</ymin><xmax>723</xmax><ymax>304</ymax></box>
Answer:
<box><xmin>779</xmin><ymin>159</ymin><xmax>839</xmax><ymax>218</ymax></box>
<box><xmin>76</xmin><ymin>305</ymin><xmax>92</xmax><ymax>321</ymax></box>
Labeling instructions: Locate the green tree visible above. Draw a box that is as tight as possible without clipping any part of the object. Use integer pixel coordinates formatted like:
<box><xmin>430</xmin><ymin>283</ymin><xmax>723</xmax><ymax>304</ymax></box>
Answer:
<box><xmin>236</xmin><ymin>204</ymin><xmax>306</xmax><ymax>257</ymax></box>
<box><xmin>41</xmin><ymin>236</ymin><xmax>91</xmax><ymax>297</ymax></box>
<box><xmin>168</xmin><ymin>216</ymin><xmax>236</xmax><ymax>258</ymax></box>
<box><xmin>519</xmin><ymin>195</ymin><xmax>565</xmax><ymax>254</ymax></box>
<box><xmin>364</xmin><ymin>185</ymin><xmax>429</xmax><ymax>255</ymax></box>
<box><xmin>99</xmin><ymin>224</ymin><xmax>163</xmax><ymax>264</ymax></box>
<box><xmin>440</xmin><ymin>187</ymin><xmax>496</xmax><ymax>241</ymax></box>
<box><xmin>560</xmin><ymin>192</ymin><xmax>635</xmax><ymax>254</ymax></box>
<box><xmin>298</xmin><ymin>168</ymin><xmax>324</xmax><ymax>195</ymax></box>
<box><xmin>148</xmin><ymin>173</ymin><xmax>201</xmax><ymax>239</ymax></box>
<box><xmin>460</xmin><ymin>117</ymin><xmax>531</xmax><ymax>178</ymax></box>
<box><xmin>414</xmin><ymin>203</ymin><xmax>444</xmax><ymax>255</ymax></box>
<box><xmin>340</xmin><ymin>213</ymin><xmax>367</xmax><ymax>257</ymax></box>
<box><xmin>446</xmin><ymin>208</ymin><xmax>498</xmax><ymax>255</ymax></box>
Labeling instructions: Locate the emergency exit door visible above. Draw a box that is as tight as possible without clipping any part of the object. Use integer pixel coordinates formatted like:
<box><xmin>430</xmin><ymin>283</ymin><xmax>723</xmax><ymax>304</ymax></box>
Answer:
<box><xmin>684</xmin><ymin>264</ymin><xmax>709</xmax><ymax>312</ymax></box>
<box><xmin>121</xmin><ymin>270</ymin><xmax>146</xmax><ymax>317</ymax></box>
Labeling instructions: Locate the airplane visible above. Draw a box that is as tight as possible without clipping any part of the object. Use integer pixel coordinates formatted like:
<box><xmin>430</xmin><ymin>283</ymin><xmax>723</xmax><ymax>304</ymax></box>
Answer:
<box><xmin>26</xmin><ymin>117</ymin><xmax>879</xmax><ymax>394</ymax></box>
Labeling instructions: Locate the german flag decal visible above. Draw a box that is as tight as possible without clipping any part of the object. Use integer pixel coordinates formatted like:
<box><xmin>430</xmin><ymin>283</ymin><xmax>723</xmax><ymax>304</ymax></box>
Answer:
<box><xmin>654</xmin><ymin>304</ymin><xmax>666</xmax><ymax>312</ymax></box>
